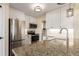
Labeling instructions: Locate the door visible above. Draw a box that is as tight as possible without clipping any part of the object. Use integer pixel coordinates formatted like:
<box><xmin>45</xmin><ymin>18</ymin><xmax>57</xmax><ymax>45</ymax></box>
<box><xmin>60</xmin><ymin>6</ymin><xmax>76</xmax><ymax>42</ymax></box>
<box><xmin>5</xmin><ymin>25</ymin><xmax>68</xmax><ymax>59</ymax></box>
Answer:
<box><xmin>0</xmin><ymin>5</ymin><xmax>3</xmax><ymax>56</ymax></box>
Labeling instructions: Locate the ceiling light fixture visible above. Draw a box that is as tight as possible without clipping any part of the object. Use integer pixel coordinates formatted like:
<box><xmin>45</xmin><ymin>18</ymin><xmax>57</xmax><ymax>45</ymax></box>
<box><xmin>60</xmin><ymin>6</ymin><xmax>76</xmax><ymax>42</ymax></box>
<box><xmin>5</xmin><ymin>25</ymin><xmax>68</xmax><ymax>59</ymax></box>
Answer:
<box><xmin>34</xmin><ymin>6</ymin><xmax>42</xmax><ymax>12</ymax></box>
<box><xmin>57</xmin><ymin>3</ymin><xmax>65</xmax><ymax>5</ymax></box>
<box><xmin>67</xmin><ymin>3</ymin><xmax>73</xmax><ymax>17</ymax></box>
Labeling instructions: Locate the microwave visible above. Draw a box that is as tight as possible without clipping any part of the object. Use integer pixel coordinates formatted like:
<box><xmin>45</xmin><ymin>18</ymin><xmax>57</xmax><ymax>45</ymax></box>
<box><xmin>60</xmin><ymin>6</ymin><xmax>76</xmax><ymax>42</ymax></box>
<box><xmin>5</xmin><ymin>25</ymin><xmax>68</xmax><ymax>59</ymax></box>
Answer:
<box><xmin>29</xmin><ymin>23</ymin><xmax>37</xmax><ymax>29</ymax></box>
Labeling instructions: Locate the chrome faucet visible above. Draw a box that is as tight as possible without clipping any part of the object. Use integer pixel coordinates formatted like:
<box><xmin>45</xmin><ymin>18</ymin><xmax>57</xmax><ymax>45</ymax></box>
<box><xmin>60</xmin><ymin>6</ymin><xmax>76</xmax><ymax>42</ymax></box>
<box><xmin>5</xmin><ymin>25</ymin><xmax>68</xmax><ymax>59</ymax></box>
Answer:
<box><xmin>59</xmin><ymin>28</ymin><xmax>69</xmax><ymax>55</ymax></box>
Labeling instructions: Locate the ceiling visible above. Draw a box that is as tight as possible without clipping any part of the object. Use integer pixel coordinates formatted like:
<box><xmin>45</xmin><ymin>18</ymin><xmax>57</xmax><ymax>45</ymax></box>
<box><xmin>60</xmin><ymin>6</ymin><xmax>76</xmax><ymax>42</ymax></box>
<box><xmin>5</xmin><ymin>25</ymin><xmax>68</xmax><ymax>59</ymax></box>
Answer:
<box><xmin>10</xmin><ymin>3</ymin><xmax>68</xmax><ymax>17</ymax></box>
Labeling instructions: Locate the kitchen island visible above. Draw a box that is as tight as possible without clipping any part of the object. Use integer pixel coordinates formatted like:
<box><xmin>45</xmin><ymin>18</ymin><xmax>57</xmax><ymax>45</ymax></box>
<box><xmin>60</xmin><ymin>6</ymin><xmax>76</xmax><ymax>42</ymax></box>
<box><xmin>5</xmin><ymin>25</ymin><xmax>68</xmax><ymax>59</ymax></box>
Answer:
<box><xmin>12</xmin><ymin>40</ymin><xmax>79</xmax><ymax>56</ymax></box>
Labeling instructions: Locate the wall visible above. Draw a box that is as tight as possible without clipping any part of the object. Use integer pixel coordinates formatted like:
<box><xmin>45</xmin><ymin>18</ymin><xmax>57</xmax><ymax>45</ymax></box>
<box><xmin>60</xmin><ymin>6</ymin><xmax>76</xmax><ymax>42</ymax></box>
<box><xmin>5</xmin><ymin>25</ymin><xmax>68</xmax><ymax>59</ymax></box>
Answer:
<box><xmin>36</xmin><ymin>15</ymin><xmax>46</xmax><ymax>41</ymax></box>
<box><xmin>74</xmin><ymin>4</ymin><xmax>79</xmax><ymax>48</ymax></box>
<box><xmin>0</xmin><ymin>4</ymin><xmax>10</xmax><ymax>56</ymax></box>
<box><xmin>4</xmin><ymin>4</ymin><xmax>10</xmax><ymax>56</ymax></box>
<box><xmin>0</xmin><ymin>4</ymin><xmax>4</xmax><ymax>56</ymax></box>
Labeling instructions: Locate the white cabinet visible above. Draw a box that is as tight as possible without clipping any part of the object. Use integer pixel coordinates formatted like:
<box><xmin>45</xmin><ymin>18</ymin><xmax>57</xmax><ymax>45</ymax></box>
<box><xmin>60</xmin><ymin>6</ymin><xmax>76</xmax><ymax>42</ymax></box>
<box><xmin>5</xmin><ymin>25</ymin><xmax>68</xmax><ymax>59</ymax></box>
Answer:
<box><xmin>46</xmin><ymin>4</ymin><xmax>73</xmax><ymax>29</ymax></box>
<box><xmin>46</xmin><ymin>9</ymin><xmax>60</xmax><ymax>29</ymax></box>
<box><xmin>25</xmin><ymin>15</ymin><xmax>37</xmax><ymax>29</ymax></box>
<box><xmin>29</xmin><ymin>16</ymin><xmax>36</xmax><ymax>24</ymax></box>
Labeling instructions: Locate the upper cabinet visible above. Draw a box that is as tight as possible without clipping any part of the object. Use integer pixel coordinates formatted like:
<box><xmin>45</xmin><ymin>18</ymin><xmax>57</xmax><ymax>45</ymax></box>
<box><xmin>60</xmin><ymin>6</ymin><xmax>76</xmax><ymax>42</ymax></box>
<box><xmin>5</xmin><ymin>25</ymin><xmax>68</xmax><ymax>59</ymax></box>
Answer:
<box><xmin>46</xmin><ymin>4</ymin><xmax>73</xmax><ymax>29</ymax></box>
<box><xmin>29</xmin><ymin>16</ymin><xmax>36</xmax><ymax>24</ymax></box>
<box><xmin>61</xmin><ymin>4</ymin><xmax>73</xmax><ymax>29</ymax></box>
<box><xmin>25</xmin><ymin>15</ymin><xmax>37</xmax><ymax>29</ymax></box>
<box><xmin>46</xmin><ymin>8</ymin><xmax>60</xmax><ymax>29</ymax></box>
<box><xmin>10</xmin><ymin>7</ymin><xmax>26</xmax><ymax>21</ymax></box>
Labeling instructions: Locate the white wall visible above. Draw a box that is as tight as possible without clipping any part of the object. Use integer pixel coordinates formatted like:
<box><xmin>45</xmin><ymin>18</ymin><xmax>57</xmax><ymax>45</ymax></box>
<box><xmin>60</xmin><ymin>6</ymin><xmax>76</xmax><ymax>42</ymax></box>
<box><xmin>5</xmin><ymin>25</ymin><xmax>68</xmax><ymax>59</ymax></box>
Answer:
<box><xmin>74</xmin><ymin>4</ymin><xmax>79</xmax><ymax>39</ymax></box>
<box><xmin>0</xmin><ymin>4</ymin><xmax>10</xmax><ymax>56</ymax></box>
<box><xmin>0</xmin><ymin>4</ymin><xmax>4</xmax><ymax>56</ymax></box>
<box><xmin>4</xmin><ymin>4</ymin><xmax>10</xmax><ymax>56</ymax></box>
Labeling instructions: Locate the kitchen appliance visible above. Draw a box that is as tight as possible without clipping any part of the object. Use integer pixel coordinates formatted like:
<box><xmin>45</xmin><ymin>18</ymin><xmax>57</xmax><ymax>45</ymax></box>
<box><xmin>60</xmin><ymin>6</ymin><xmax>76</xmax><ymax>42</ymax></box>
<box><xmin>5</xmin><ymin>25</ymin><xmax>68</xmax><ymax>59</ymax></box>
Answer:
<box><xmin>27</xmin><ymin>31</ymin><xmax>39</xmax><ymax>43</ymax></box>
<box><xmin>29</xmin><ymin>23</ymin><xmax>37</xmax><ymax>29</ymax></box>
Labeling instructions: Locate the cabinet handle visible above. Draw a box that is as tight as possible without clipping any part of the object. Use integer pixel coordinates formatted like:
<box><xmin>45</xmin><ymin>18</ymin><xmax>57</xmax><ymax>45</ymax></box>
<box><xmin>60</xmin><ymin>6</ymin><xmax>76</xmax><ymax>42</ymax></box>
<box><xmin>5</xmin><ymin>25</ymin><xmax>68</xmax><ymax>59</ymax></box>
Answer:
<box><xmin>0</xmin><ymin>37</ymin><xmax>3</xmax><ymax>39</ymax></box>
<box><xmin>0</xmin><ymin>5</ymin><xmax>2</xmax><ymax>8</ymax></box>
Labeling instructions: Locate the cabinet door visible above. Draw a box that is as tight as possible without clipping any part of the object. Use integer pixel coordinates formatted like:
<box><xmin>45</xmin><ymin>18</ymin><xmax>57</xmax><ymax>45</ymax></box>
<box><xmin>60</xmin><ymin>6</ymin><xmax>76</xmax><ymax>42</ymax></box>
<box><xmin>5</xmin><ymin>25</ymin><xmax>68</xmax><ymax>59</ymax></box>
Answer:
<box><xmin>46</xmin><ymin>9</ymin><xmax>60</xmax><ymax>29</ymax></box>
<box><xmin>29</xmin><ymin>16</ymin><xmax>36</xmax><ymax>24</ymax></box>
<box><xmin>25</xmin><ymin>15</ymin><xmax>29</xmax><ymax>28</ymax></box>
<box><xmin>46</xmin><ymin>12</ymin><xmax>52</xmax><ymax>29</ymax></box>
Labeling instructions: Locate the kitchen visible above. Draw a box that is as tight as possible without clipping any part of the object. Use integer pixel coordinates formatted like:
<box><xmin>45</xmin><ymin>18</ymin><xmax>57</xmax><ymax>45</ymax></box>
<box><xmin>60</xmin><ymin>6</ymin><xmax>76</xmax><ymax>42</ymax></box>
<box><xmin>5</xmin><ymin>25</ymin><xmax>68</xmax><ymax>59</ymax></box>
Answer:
<box><xmin>0</xmin><ymin>3</ymin><xmax>79</xmax><ymax>56</ymax></box>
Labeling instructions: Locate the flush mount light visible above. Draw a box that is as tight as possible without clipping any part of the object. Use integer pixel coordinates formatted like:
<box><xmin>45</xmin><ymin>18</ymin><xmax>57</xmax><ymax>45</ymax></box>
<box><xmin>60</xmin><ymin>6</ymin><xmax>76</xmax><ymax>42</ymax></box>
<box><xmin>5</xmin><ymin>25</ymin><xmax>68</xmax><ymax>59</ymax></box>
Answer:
<box><xmin>67</xmin><ymin>4</ymin><xmax>73</xmax><ymax>17</ymax></box>
<box><xmin>57</xmin><ymin>3</ymin><xmax>65</xmax><ymax>5</ymax></box>
<box><xmin>34</xmin><ymin>6</ymin><xmax>42</xmax><ymax>12</ymax></box>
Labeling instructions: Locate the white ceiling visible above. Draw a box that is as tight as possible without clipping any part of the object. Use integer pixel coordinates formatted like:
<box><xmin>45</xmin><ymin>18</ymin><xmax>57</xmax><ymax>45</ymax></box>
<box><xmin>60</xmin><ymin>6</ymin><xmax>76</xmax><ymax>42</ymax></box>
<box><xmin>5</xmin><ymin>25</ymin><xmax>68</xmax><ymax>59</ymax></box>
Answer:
<box><xmin>10</xmin><ymin>3</ymin><xmax>68</xmax><ymax>17</ymax></box>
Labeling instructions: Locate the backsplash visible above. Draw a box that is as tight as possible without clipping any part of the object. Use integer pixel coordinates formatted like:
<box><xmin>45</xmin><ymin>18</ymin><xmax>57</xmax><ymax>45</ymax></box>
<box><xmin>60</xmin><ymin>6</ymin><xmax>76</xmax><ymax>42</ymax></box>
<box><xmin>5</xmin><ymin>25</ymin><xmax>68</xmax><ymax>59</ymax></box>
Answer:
<box><xmin>47</xmin><ymin>29</ymin><xmax>74</xmax><ymax>46</ymax></box>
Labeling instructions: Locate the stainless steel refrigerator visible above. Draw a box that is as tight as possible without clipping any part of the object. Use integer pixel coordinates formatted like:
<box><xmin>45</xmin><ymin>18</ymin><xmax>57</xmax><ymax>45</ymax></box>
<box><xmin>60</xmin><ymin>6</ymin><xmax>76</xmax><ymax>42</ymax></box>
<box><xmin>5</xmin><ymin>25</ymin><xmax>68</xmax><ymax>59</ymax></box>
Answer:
<box><xmin>9</xmin><ymin>18</ymin><xmax>22</xmax><ymax>56</ymax></box>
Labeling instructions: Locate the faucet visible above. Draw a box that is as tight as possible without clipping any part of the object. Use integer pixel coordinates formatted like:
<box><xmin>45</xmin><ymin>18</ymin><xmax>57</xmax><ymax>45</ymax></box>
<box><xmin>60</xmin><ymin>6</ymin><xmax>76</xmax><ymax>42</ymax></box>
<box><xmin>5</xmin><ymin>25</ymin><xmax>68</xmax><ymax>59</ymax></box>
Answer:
<box><xmin>59</xmin><ymin>28</ymin><xmax>69</xmax><ymax>55</ymax></box>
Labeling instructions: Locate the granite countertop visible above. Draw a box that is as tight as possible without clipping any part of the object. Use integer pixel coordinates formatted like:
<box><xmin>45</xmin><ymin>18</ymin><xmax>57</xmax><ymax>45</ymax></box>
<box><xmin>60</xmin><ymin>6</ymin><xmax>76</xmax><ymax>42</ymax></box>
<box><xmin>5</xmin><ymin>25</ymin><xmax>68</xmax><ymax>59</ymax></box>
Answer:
<box><xmin>12</xmin><ymin>40</ymin><xmax>79</xmax><ymax>56</ymax></box>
